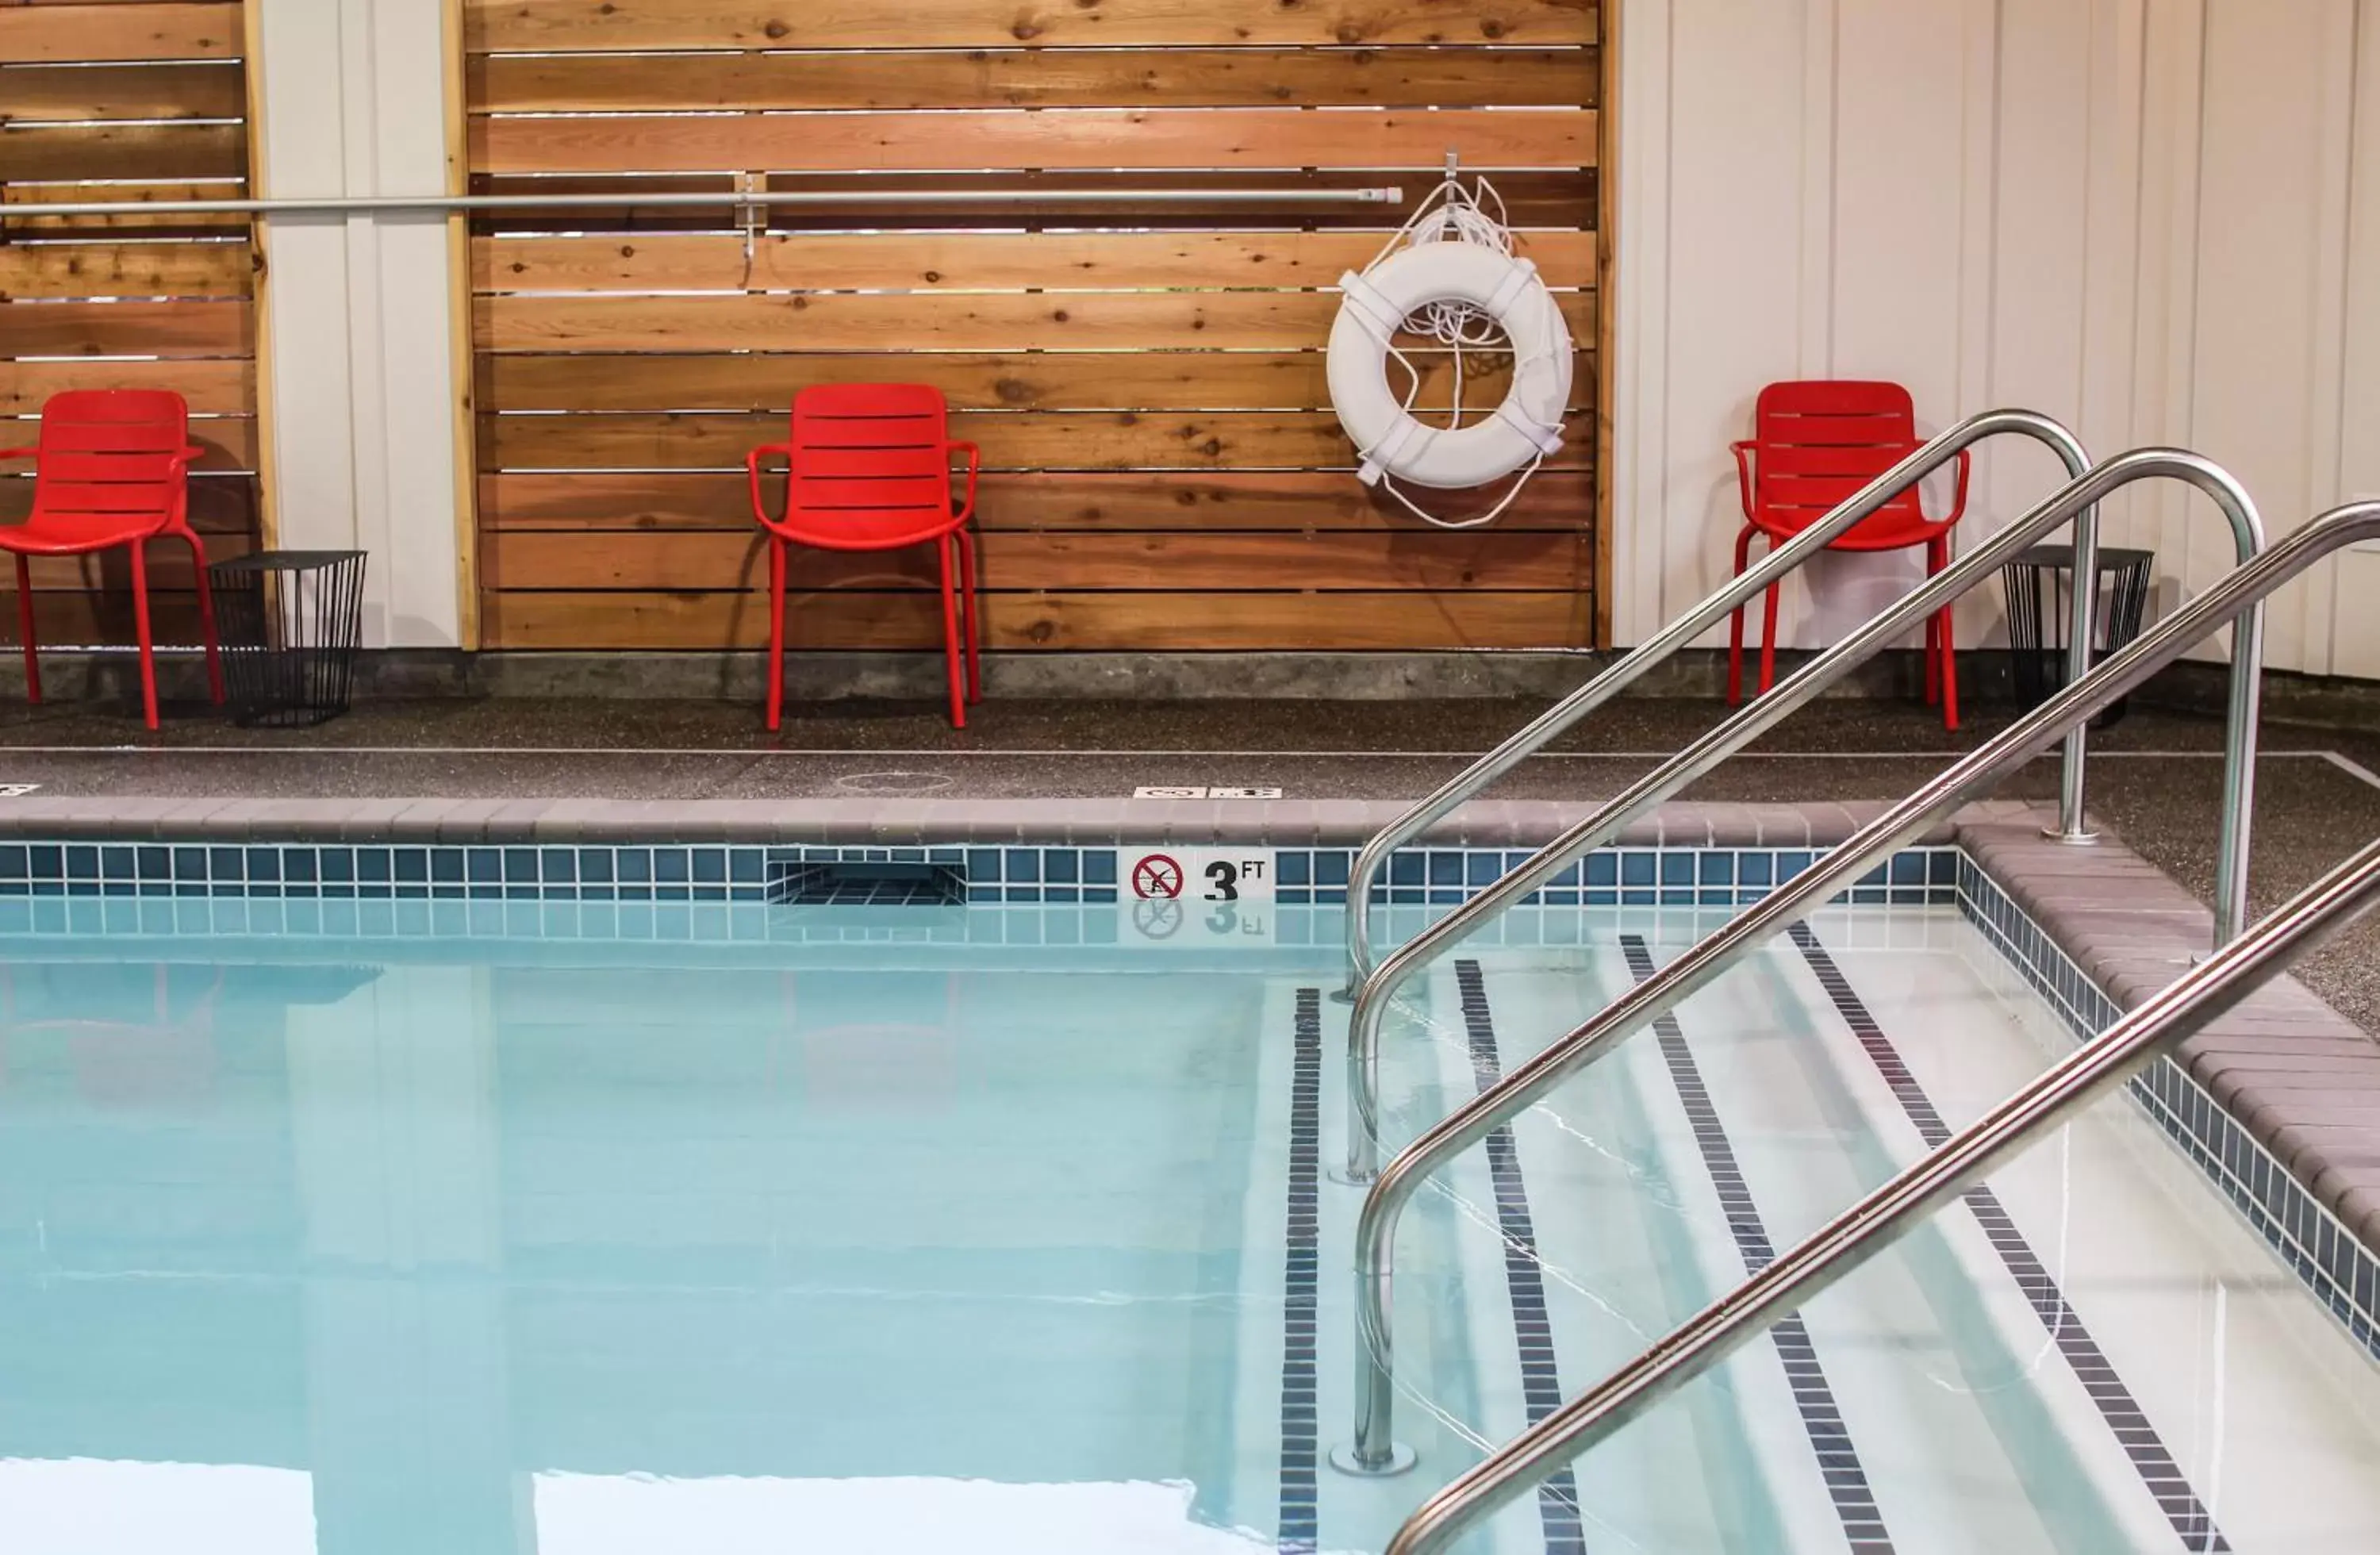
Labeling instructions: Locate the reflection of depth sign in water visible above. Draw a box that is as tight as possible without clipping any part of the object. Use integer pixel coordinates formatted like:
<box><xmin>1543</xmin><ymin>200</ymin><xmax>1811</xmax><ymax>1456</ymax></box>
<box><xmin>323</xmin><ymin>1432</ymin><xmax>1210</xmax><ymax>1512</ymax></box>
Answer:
<box><xmin>1131</xmin><ymin>897</ymin><xmax>1184</xmax><ymax>939</ymax></box>
<box><xmin>1131</xmin><ymin>853</ymin><xmax>1185</xmax><ymax>900</ymax></box>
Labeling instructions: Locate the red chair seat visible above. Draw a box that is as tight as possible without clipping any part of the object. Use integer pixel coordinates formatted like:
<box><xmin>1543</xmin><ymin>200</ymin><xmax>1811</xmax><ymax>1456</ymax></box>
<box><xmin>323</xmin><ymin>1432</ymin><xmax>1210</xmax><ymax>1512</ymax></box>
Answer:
<box><xmin>747</xmin><ymin>383</ymin><xmax>982</xmax><ymax>730</ymax></box>
<box><xmin>1726</xmin><ymin>381</ymin><xmax>1970</xmax><ymax>729</ymax></box>
<box><xmin>0</xmin><ymin>390</ymin><xmax>225</xmax><ymax>729</ymax></box>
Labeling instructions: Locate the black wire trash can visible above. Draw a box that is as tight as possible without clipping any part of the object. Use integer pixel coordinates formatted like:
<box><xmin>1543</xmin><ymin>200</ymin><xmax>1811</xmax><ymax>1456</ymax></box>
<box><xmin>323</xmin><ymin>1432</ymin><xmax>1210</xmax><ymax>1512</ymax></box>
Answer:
<box><xmin>208</xmin><ymin>550</ymin><xmax>367</xmax><ymax>728</ymax></box>
<box><xmin>1999</xmin><ymin>543</ymin><xmax>2154</xmax><ymax>730</ymax></box>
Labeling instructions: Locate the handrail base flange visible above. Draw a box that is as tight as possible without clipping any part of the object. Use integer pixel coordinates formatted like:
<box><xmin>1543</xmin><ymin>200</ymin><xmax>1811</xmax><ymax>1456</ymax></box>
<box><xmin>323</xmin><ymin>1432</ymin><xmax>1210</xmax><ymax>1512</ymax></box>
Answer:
<box><xmin>2043</xmin><ymin>824</ymin><xmax>2102</xmax><ymax>845</ymax></box>
<box><xmin>1331</xmin><ymin>1442</ymin><xmax>1419</xmax><ymax>1478</ymax></box>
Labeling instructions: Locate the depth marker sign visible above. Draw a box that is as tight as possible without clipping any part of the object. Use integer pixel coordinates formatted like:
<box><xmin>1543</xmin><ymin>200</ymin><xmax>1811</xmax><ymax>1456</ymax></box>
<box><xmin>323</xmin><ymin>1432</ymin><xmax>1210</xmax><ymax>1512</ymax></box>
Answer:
<box><xmin>1127</xmin><ymin>849</ymin><xmax>1272</xmax><ymax>905</ymax></box>
<box><xmin>1132</xmin><ymin>853</ymin><xmax>1186</xmax><ymax>900</ymax></box>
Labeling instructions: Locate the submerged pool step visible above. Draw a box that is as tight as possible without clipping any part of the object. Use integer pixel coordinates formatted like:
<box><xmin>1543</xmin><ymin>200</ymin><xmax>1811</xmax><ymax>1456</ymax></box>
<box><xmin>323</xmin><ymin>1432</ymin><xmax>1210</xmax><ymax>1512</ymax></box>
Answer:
<box><xmin>1613</xmin><ymin>936</ymin><xmax>2135</xmax><ymax>1553</ymax></box>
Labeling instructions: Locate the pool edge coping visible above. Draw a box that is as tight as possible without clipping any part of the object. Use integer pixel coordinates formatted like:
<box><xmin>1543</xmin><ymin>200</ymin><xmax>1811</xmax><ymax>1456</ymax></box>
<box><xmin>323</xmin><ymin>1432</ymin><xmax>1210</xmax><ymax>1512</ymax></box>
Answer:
<box><xmin>0</xmin><ymin>795</ymin><xmax>1950</xmax><ymax>848</ymax></box>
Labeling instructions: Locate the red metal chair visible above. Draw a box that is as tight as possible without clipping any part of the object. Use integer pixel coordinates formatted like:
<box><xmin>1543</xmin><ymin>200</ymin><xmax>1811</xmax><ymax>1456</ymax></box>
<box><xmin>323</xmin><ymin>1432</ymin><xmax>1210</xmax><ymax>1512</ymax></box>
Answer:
<box><xmin>0</xmin><ymin>390</ymin><xmax>225</xmax><ymax>731</ymax></box>
<box><xmin>746</xmin><ymin>384</ymin><xmax>982</xmax><ymax>731</ymax></box>
<box><xmin>1727</xmin><ymin>380</ymin><xmax>1971</xmax><ymax>729</ymax></box>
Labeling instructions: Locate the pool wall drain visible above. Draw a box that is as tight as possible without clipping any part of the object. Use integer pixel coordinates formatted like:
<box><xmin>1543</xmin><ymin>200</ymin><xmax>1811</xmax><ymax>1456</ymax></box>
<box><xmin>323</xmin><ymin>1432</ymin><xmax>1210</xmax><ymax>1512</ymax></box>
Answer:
<box><xmin>767</xmin><ymin>860</ymin><xmax>966</xmax><ymax>907</ymax></box>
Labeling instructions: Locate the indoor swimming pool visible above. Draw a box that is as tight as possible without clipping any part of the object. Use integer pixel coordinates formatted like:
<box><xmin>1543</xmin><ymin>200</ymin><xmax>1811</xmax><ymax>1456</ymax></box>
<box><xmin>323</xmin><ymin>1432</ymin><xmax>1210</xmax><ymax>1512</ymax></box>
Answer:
<box><xmin>2</xmin><ymin>894</ymin><xmax>2376</xmax><ymax>1555</ymax></box>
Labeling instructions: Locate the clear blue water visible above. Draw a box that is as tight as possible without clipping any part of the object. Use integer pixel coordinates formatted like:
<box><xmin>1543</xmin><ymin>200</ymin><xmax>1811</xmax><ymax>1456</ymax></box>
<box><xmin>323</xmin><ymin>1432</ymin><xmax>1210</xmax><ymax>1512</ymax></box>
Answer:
<box><xmin>5</xmin><ymin>905</ymin><xmax>2379</xmax><ymax>1553</ymax></box>
<box><xmin>0</xmin><ymin>916</ymin><xmax>1434</xmax><ymax>1553</ymax></box>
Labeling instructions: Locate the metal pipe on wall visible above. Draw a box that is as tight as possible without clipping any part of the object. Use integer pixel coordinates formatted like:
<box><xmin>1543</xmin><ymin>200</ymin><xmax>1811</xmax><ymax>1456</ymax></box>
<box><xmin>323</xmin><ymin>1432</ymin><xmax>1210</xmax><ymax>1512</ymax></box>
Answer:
<box><xmin>10</xmin><ymin>188</ymin><xmax>1408</xmax><ymax>221</ymax></box>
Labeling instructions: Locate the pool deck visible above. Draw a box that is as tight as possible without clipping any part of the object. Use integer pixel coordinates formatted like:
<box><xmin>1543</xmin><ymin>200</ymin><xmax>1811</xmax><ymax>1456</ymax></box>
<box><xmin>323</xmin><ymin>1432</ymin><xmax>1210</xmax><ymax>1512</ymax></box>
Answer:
<box><xmin>2</xmin><ymin>693</ymin><xmax>2372</xmax><ymax>1017</ymax></box>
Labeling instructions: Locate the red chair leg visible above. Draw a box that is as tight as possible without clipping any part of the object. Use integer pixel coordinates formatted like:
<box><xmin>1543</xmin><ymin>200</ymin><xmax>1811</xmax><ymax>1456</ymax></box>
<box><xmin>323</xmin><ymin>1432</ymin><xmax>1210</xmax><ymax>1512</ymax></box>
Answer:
<box><xmin>182</xmin><ymin>531</ymin><xmax>225</xmax><ymax>705</ymax></box>
<box><xmin>13</xmin><ymin>554</ymin><xmax>39</xmax><ymax>706</ymax></box>
<box><xmin>1937</xmin><ymin>605</ymin><xmax>1960</xmax><ymax>731</ymax></box>
<box><xmin>765</xmin><ymin>539</ymin><xmax>787</xmax><ymax>732</ymax></box>
<box><xmin>958</xmin><ymin>527</ymin><xmax>983</xmax><ymax>705</ymax></box>
<box><xmin>1927</xmin><ymin>538</ymin><xmax>1958</xmax><ymax>730</ymax></box>
<box><xmin>1758</xmin><ymin>566</ymin><xmax>1783</xmax><ymax>693</ymax></box>
<box><xmin>1923</xmin><ymin>613</ymin><xmax>1942</xmax><ymax>706</ymax></box>
<box><xmin>129</xmin><ymin>541</ymin><xmax>159</xmax><ymax>731</ymax></box>
<box><xmin>937</xmin><ymin>536</ymin><xmax>967</xmax><ymax>731</ymax></box>
<box><xmin>1727</xmin><ymin>527</ymin><xmax>1756</xmax><ymax>705</ymax></box>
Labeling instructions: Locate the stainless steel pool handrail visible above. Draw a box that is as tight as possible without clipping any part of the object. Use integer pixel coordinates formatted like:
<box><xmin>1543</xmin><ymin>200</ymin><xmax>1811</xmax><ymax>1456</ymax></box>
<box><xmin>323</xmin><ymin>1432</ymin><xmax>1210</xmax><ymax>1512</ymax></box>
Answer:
<box><xmin>1336</xmin><ymin>447</ymin><xmax>2265</xmax><ymax>1184</ymax></box>
<box><xmin>1339</xmin><ymin>409</ymin><xmax>2098</xmax><ymax>998</ymax></box>
<box><xmin>1337</xmin><ymin>451</ymin><xmax>2285</xmax><ymax>1475</ymax></box>
<box><xmin>1384</xmin><ymin>790</ymin><xmax>2380</xmax><ymax>1553</ymax></box>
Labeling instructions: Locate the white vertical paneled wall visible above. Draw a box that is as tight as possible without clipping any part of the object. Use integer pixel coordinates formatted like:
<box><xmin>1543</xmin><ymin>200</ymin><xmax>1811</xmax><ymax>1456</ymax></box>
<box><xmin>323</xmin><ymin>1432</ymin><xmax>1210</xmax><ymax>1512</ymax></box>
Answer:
<box><xmin>1610</xmin><ymin>0</ymin><xmax>2380</xmax><ymax>679</ymax></box>
<box><xmin>251</xmin><ymin>0</ymin><xmax>463</xmax><ymax>651</ymax></box>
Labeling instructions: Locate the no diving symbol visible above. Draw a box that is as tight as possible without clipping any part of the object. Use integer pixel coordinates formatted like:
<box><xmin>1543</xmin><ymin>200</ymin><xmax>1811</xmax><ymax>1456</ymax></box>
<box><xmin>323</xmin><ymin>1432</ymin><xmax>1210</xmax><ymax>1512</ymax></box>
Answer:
<box><xmin>1132</xmin><ymin>853</ymin><xmax>1185</xmax><ymax>900</ymax></box>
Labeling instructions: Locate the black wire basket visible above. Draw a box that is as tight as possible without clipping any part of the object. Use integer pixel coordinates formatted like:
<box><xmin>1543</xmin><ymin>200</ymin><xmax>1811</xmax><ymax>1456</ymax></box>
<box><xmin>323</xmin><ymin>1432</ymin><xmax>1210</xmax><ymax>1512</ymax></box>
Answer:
<box><xmin>209</xmin><ymin>550</ymin><xmax>367</xmax><ymax>728</ymax></box>
<box><xmin>1999</xmin><ymin>543</ymin><xmax>2154</xmax><ymax>730</ymax></box>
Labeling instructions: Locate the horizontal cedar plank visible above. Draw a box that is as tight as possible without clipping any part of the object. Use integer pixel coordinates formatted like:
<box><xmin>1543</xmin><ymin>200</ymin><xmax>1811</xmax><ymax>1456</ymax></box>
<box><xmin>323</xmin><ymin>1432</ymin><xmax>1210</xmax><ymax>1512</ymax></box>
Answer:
<box><xmin>478</xmin><ymin>469</ymin><xmax>1595</xmax><ymax>532</ymax></box>
<box><xmin>0</xmin><ymin>417</ymin><xmax>255</xmax><ymax>470</ymax></box>
<box><xmin>483</xmin><ymin>528</ymin><xmax>1583</xmax><ymax>592</ymax></box>
<box><xmin>0</xmin><ymin>121</ymin><xmax>247</xmax><ymax>182</ymax></box>
<box><xmin>0</xmin><ymin>356</ymin><xmax>253</xmax><ymax>415</ymax></box>
<box><xmin>0</xmin><ymin>590</ymin><xmax>212</xmax><ymax>647</ymax></box>
<box><xmin>472</xmin><ymin>230</ymin><xmax>1595</xmax><ymax>293</ymax></box>
<box><xmin>2</xmin><ymin>179</ymin><xmax>250</xmax><ymax>237</ymax></box>
<box><xmin>481</xmin><ymin>410</ymin><xmax>1411</xmax><ymax>471</ymax></box>
<box><xmin>467</xmin><ymin>1</ymin><xmax>1596</xmax><ymax>52</ymax></box>
<box><xmin>0</xmin><ymin>240</ymin><xmax>253</xmax><ymax>301</ymax></box>
<box><xmin>473</xmin><ymin>107</ymin><xmax>1592</xmax><ymax>176</ymax></box>
<box><xmin>15</xmin><ymin>531</ymin><xmax>256</xmax><ymax>591</ymax></box>
<box><xmin>471</xmin><ymin>47</ymin><xmax>1595</xmax><ymax>113</ymax></box>
<box><xmin>478</xmin><ymin>289</ymin><xmax>1594</xmax><ymax>351</ymax></box>
<box><xmin>0</xmin><ymin>3</ymin><xmax>242</xmax><ymax>63</ymax></box>
<box><xmin>480</xmin><ymin>589</ymin><xmax>1590</xmax><ymax>651</ymax></box>
<box><xmin>463</xmin><ymin>169</ymin><xmax>1594</xmax><ymax>233</ymax></box>
<box><xmin>476</xmin><ymin>349</ymin><xmax>1589</xmax><ymax>414</ymax></box>
<box><xmin>1</xmin><ymin>298</ymin><xmax>252</xmax><ymax>357</ymax></box>
<box><xmin>0</xmin><ymin>471</ymin><xmax>258</xmax><ymax>531</ymax></box>
<box><xmin>0</xmin><ymin>61</ymin><xmax>248</xmax><ymax>121</ymax></box>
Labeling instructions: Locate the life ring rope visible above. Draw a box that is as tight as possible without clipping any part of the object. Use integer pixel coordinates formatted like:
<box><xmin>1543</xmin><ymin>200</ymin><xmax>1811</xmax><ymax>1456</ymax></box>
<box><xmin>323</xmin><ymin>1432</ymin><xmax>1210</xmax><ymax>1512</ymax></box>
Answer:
<box><xmin>1328</xmin><ymin>174</ymin><xmax>1575</xmax><ymax>531</ymax></box>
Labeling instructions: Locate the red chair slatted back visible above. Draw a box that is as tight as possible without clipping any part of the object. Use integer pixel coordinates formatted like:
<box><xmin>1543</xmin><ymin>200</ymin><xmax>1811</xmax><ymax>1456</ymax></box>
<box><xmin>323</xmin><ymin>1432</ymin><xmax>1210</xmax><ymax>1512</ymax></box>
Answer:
<box><xmin>1746</xmin><ymin>381</ymin><xmax>1925</xmax><ymax>542</ymax></box>
<box><xmin>33</xmin><ymin>390</ymin><xmax>193</xmax><ymax>532</ymax></box>
<box><xmin>781</xmin><ymin>383</ymin><xmax>958</xmax><ymax>547</ymax></box>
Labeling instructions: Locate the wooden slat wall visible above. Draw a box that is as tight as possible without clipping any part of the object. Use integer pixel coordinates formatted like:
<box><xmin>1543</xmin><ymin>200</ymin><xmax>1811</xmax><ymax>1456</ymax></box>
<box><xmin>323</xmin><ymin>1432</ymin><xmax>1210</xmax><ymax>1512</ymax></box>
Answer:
<box><xmin>466</xmin><ymin>0</ymin><xmax>1603</xmax><ymax>652</ymax></box>
<box><xmin>1</xmin><ymin>0</ymin><xmax>259</xmax><ymax>647</ymax></box>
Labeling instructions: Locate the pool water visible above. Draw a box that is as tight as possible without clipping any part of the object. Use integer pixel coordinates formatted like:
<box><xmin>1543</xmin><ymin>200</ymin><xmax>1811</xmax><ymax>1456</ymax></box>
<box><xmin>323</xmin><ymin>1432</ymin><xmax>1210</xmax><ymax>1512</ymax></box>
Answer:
<box><xmin>2</xmin><ymin>905</ymin><xmax>2378</xmax><ymax>1553</ymax></box>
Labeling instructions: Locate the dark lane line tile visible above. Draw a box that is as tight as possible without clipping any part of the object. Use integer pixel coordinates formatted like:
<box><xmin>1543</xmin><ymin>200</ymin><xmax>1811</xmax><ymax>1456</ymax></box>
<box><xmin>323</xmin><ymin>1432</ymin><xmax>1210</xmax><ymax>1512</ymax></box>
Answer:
<box><xmin>1789</xmin><ymin>924</ymin><xmax>2229</xmax><ymax>1552</ymax></box>
<box><xmin>1618</xmin><ymin>935</ymin><xmax>1894</xmax><ymax>1553</ymax></box>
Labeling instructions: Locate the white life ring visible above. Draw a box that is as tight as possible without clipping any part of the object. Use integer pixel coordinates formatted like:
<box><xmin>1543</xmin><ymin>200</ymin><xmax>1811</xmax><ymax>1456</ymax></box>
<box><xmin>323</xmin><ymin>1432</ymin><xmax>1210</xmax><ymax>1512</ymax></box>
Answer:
<box><xmin>1327</xmin><ymin>241</ymin><xmax>1573</xmax><ymax>490</ymax></box>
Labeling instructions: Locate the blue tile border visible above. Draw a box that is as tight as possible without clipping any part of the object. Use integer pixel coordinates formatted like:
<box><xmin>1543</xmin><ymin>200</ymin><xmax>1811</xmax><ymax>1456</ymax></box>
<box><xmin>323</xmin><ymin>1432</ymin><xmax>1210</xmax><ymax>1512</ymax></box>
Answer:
<box><xmin>0</xmin><ymin>839</ymin><xmax>1957</xmax><ymax>914</ymax></box>
<box><xmin>1954</xmin><ymin>858</ymin><xmax>2380</xmax><ymax>1363</ymax></box>
<box><xmin>1268</xmin><ymin>844</ymin><xmax>1958</xmax><ymax>910</ymax></box>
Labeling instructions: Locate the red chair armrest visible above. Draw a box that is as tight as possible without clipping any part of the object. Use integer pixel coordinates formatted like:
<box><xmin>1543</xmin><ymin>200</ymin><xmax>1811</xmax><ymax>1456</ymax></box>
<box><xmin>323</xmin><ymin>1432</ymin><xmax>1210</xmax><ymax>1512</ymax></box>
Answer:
<box><xmin>0</xmin><ymin>447</ymin><xmax>36</xmax><ymax>464</ymax></box>
<box><xmin>948</xmin><ymin>441</ymin><xmax>982</xmax><ymax>525</ymax></box>
<box><xmin>1730</xmin><ymin>440</ymin><xmax>1759</xmax><ymax>520</ymax></box>
<box><xmin>746</xmin><ymin>443</ymin><xmax>793</xmax><ymax>529</ymax></box>
<box><xmin>1937</xmin><ymin>447</ymin><xmax>1973</xmax><ymax>525</ymax></box>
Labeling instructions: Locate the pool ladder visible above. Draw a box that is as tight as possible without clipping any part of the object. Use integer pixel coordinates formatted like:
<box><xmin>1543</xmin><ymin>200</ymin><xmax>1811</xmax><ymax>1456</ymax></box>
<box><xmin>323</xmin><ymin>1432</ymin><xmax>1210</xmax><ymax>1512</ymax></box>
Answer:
<box><xmin>1338</xmin><ymin>434</ymin><xmax>2268</xmax><ymax>1187</ymax></box>
<box><xmin>1336</xmin><ymin>447</ymin><xmax>2278</xmax><ymax>1479</ymax></box>
<box><xmin>1376</xmin><ymin>500</ymin><xmax>2380</xmax><ymax>1553</ymax></box>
